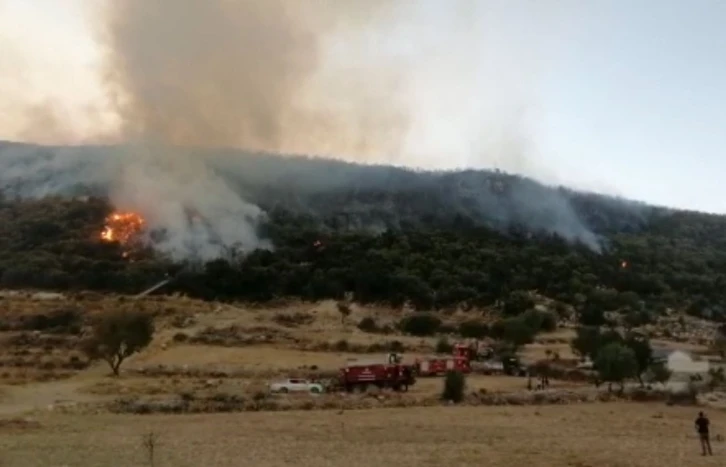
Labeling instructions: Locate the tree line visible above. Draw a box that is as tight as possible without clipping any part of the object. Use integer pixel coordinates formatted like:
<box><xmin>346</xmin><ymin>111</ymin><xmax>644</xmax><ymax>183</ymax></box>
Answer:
<box><xmin>1</xmin><ymin>193</ymin><xmax>726</xmax><ymax>324</ymax></box>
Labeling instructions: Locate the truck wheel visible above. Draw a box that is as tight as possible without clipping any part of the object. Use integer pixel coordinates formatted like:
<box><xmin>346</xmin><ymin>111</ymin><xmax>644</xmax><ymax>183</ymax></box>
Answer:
<box><xmin>356</xmin><ymin>384</ymin><xmax>368</xmax><ymax>393</ymax></box>
<box><xmin>310</xmin><ymin>387</ymin><xmax>321</xmax><ymax>394</ymax></box>
<box><xmin>279</xmin><ymin>387</ymin><xmax>289</xmax><ymax>394</ymax></box>
<box><xmin>399</xmin><ymin>384</ymin><xmax>409</xmax><ymax>393</ymax></box>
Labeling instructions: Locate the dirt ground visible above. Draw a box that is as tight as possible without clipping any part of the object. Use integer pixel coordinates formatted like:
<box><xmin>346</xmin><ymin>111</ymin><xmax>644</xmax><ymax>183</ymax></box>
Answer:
<box><xmin>1</xmin><ymin>403</ymin><xmax>723</xmax><ymax>467</ymax></box>
<box><xmin>1</xmin><ymin>292</ymin><xmax>723</xmax><ymax>466</ymax></box>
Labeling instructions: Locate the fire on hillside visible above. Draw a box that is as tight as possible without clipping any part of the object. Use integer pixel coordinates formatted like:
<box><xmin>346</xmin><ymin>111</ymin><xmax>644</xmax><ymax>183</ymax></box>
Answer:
<box><xmin>100</xmin><ymin>211</ymin><xmax>146</xmax><ymax>258</ymax></box>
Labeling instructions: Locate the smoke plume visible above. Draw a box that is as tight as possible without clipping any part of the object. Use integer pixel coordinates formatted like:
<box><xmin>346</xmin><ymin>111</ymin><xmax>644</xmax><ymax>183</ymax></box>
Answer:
<box><xmin>0</xmin><ymin>1</ymin><xmax>618</xmax><ymax>258</ymax></box>
<box><xmin>86</xmin><ymin>0</ymin><xmax>415</xmax><ymax>259</ymax></box>
<box><xmin>98</xmin><ymin>0</ymin><xmax>410</xmax><ymax>157</ymax></box>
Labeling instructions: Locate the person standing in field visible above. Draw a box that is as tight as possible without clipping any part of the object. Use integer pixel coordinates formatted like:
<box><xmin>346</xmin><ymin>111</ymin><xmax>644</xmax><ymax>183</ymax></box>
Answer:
<box><xmin>695</xmin><ymin>411</ymin><xmax>713</xmax><ymax>456</ymax></box>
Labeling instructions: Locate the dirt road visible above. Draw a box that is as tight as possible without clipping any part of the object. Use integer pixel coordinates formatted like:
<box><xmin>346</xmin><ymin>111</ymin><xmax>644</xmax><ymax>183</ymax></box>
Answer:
<box><xmin>0</xmin><ymin>379</ymin><xmax>107</xmax><ymax>416</ymax></box>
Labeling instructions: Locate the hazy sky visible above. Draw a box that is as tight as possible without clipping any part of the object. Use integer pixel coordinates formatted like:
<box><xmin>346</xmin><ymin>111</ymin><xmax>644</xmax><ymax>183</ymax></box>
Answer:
<box><xmin>1</xmin><ymin>0</ymin><xmax>725</xmax><ymax>213</ymax></box>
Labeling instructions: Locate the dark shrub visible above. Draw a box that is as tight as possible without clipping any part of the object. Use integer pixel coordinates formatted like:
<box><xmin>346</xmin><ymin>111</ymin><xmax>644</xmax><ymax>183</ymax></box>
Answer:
<box><xmin>399</xmin><ymin>313</ymin><xmax>441</xmax><ymax>336</ymax></box>
<box><xmin>357</xmin><ymin>317</ymin><xmax>378</xmax><ymax>333</ymax></box>
<box><xmin>441</xmin><ymin>370</ymin><xmax>466</xmax><ymax>403</ymax></box>
<box><xmin>458</xmin><ymin>320</ymin><xmax>489</xmax><ymax>339</ymax></box>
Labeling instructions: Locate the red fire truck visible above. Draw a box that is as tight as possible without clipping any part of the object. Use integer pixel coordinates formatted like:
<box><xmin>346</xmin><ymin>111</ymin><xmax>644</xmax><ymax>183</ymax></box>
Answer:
<box><xmin>336</xmin><ymin>353</ymin><xmax>415</xmax><ymax>392</ymax></box>
<box><xmin>413</xmin><ymin>344</ymin><xmax>473</xmax><ymax>376</ymax></box>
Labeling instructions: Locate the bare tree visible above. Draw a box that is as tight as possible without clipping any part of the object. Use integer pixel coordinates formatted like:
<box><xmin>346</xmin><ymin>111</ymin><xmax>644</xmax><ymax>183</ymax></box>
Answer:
<box><xmin>142</xmin><ymin>431</ymin><xmax>158</xmax><ymax>466</ymax></box>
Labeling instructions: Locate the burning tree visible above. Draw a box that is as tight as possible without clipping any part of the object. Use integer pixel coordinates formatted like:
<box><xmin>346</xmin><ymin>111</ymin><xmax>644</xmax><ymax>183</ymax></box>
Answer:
<box><xmin>100</xmin><ymin>210</ymin><xmax>146</xmax><ymax>258</ymax></box>
<box><xmin>100</xmin><ymin>211</ymin><xmax>145</xmax><ymax>243</ymax></box>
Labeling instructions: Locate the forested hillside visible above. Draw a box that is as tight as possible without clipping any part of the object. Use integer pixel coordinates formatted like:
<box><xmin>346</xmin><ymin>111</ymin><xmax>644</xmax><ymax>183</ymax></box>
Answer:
<box><xmin>1</xmin><ymin>142</ymin><xmax>726</xmax><ymax>323</ymax></box>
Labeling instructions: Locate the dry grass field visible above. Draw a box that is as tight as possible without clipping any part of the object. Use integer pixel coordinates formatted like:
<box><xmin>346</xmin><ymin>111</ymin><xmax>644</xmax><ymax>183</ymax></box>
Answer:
<box><xmin>1</xmin><ymin>403</ymin><xmax>724</xmax><ymax>467</ymax></box>
<box><xmin>0</xmin><ymin>291</ymin><xmax>724</xmax><ymax>466</ymax></box>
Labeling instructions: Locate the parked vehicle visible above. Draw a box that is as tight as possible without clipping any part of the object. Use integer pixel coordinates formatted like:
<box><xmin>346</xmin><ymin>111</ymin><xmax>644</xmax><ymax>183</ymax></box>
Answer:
<box><xmin>501</xmin><ymin>356</ymin><xmax>528</xmax><ymax>376</ymax></box>
<box><xmin>269</xmin><ymin>378</ymin><xmax>325</xmax><ymax>394</ymax></box>
<box><xmin>336</xmin><ymin>353</ymin><xmax>416</xmax><ymax>392</ymax></box>
<box><xmin>471</xmin><ymin>359</ymin><xmax>505</xmax><ymax>374</ymax></box>
<box><xmin>447</xmin><ymin>343</ymin><xmax>527</xmax><ymax>376</ymax></box>
<box><xmin>414</xmin><ymin>354</ymin><xmax>471</xmax><ymax>376</ymax></box>
<box><xmin>576</xmin><ymin>359</ymin><xmax>594</xmax><ymax>370</ymax></box>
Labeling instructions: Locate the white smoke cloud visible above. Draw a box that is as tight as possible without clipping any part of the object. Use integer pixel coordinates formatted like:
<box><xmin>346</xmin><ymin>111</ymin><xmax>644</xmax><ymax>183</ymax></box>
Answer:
<box><xmin>107</xmin><ymin>146</ymin><xmax>270</xmax><ymax>260</ymax></box>
<box><xmin>0</xmin><ymin>1</ymin><xmax>604</xmax><ymax>258</ymax></box>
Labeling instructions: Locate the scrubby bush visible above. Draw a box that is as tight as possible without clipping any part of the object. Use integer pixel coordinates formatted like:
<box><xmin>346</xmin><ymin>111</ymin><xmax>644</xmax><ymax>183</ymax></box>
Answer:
<box><xmin>357</xmin><ymin>316</ymin><xmax>378</xmax><ymax>333</ymax></box>
<box><xmin>437</xmin><ymin>322</ymin><xmax>457</xmax><ymax>334</ymax></box>
<box><xmin>521</xmin><ymin>309</ymin><xmax>557</xmax><ymax>333</ymax></box>
<box><xmin>399</xmin><ymin>313</ymin><xmax>441</xmax><ymax>336</ymax></box>
<box><xmin>333</xmin><ymin>339</ymin><xmax>349</xmax><ymax>351</ymax></box>
<box><xmin>435</xmin><ymin>337</ymin><xmax>453</xmax><ymax>354</ymax></box>
<box><xmin>336</xmin><ymin>302</ymin><xmax>351</xmax><ymax>324</ymax></box>
<box><xmin>458</xmin><ymin>320</ymin><xmax>489</xmax><ymax>339</ymax></box>
<box><xmin>22</xmin><ymin>308</ymin><xmax>83</xmax><ymax>334</ymax></box>
<box><xmin>273</xmin><ymin>312</ymin><xmax>314</xmax><ymax>327</ymax></box>
<box><xmin>172</xmin><ymin>332</ymin><xmax>189</xmax><ymax>342</ymax></box>
<box><xmin>387</xmin><ymin>340</ymin><xmax>405</xmax><ymax>353</ymax></box>
<box><xmin>538</xmin><ymin>311</ymin><xmax>558</xmax><ymax>332</ymax></box>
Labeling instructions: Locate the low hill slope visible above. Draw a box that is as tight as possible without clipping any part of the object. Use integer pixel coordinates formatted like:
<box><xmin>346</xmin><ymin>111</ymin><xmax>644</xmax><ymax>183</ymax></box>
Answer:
<box><xmin>1</xmin><ymin>142</ymin><xmax>725</xmax><ymax>323</ymax></box>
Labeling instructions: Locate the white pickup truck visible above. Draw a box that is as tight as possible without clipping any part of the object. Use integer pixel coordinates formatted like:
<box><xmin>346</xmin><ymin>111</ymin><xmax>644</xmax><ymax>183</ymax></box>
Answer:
<box><xmin>269</xmin><ymin>378</ymin><xmax>324</xmax><ymax>394</ymax></box>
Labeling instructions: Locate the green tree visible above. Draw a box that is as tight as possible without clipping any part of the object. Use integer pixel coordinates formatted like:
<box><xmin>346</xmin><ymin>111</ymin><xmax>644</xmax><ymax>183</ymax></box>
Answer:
<box><xmin>82</xmin><ymin>309</ymin><xmax>155</xmax><ymax>376</ymax></box>
<box><xmin>595</xmin><ymin>342</ymin><xmax>637</xmax><ymax>392</ymax></box>
<box><xmin>647</xmin><ymin>361</ymin><xmax>672</xmax><ymax>386</ymax></box>
<box><xmin>708</xmin><ymin>367</ymin><xmax>725</xmax><ymax>390</ymax></box>
<box><xmin>712</xmin><ymin>335</ymin><xmax>726</xmax><ymax>359</ymax></box>
<box><xmin>500</xmin><ymin>317</ymin><xmax>537</xmax><ymax>350</ymax></box>
<box><xmin>441</xmin><ymin>370</ymin><xmax>466</xmax><ymax>403</ymax></box>
<box><xmin>578</xmin><ymin>304</ymin><xmax>607</xmax><ymax>327</ymax></box>
<box><xmin>623</xmin><ymin>308</ymin><xmax>653</xmax><ymax>330</ymax></box>
<box><xmin>623</xmin><ymin>333</ymin><xmax>653</xmax><ymax>386</ymax></box>
<box><xmin>571</xmin><ymin>326</ymin><xmax>601</xmax><ymax>361</ymax></box>
<box><xmin>502</xmin><ymin>291</ymin><xmax>534</xmax><ymax>316</ymax></box>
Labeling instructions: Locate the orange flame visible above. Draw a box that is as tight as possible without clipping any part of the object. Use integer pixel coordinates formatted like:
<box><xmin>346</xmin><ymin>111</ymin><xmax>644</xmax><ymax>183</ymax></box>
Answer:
<box><xmin>100</xmin><ymin>211</ymin><xmax>145</xmax><ymax>245</ymax></box>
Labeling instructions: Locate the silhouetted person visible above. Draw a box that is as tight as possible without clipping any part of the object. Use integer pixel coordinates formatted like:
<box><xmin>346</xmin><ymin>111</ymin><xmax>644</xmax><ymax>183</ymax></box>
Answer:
<box><xmin>695</xmin><ymin>411</ymin><xmax>712</xmax><ymax>456</ymax></box>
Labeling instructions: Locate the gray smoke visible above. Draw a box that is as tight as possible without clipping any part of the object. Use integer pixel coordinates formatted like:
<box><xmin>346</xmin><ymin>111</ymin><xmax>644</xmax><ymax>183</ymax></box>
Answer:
<box><xmin>86</xmin><ymin>0</ymin><xmax>413</xmax><ymax>259</ymax></box>
<box><xmin>97</xmin><ymin>0</ymin><xmax>410</xmax><ymax>156</ymax></box>
<box><xmin>107</xmin><ymin>145</ymin><xmax>272</xmax><ymax>260</ymax></box>
<box><xmin>0</xmin><ymin>1</ymin><xmax>615</xmax><ymax>257</ymax></box>
<box><xmin>0</xmin><ymin>141</ymin><xmax>621</xmax><ymax>255</ymax></box>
